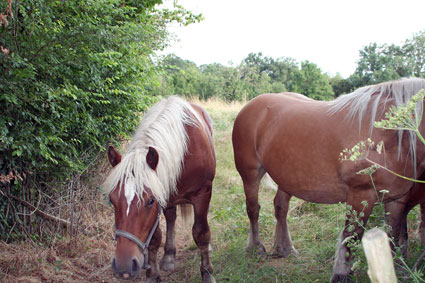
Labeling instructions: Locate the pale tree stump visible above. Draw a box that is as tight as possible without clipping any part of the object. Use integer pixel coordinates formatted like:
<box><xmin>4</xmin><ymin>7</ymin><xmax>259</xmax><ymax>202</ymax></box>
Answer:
<box><xmin>362</xmin><ymin>228</ymin><xmax>397</xmax><ymax>283</ymax></box>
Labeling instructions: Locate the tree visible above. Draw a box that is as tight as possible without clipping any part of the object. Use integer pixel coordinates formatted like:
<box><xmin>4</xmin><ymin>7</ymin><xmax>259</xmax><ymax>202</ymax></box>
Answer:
<box><xmin>291</xmin><ymin>61</ymin><xmax>334</xmax><ymax>100</ymax></box>
<box><xmin>353</xmin><ymin>30</ymin><xmax>425</xmax><ymax>88</ymax></box>
<box><xmin>330</xmin><ymin>74</ymin><xmax>354</xmax><ymax>97</ymax></box>
<box><xmin>354</xmin><ymin>43</ymin><xmax>400</xmax><ymax>86</ymax></box>
<box><xmin>242</xmin><ymin>52</ymin><xmax>298</xmax><ymax>92</ymax></box>
<box><xmin>403</xmin><ymin>30</ymin><xmax>425</xmax><ymax>77</ymax></box>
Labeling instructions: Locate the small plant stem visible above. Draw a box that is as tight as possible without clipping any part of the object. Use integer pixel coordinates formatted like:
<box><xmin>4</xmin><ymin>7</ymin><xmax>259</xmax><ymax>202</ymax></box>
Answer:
<box><xmin>368</xmin><ymin>174</ymin><xmax>380</xmax><ymax>202</ymax></box>
<box><xmin>414</xmin><ymin>128</ymin><xmax>425</xmax><ymax>146</ymax></box>
<box><xmin>365</xmin><ymin>158</ymin><xmax>425</xmax><ymax>184</ymax></box>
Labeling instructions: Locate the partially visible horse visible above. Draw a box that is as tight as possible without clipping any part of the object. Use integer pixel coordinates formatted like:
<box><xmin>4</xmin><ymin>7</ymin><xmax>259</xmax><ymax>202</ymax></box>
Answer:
<box><xmin>388</xmin><ymin>182</ymin><xmax>425</xmax><ymax>256</ymax></box>
<box><xmin>232</xmin><ymin>78</ymin><xmax>425</xmax><ymax>282</ymax></box>
<box><xmin>103</xmin><ymin>96</ymin><xmax>216</xmax><ymax>282</ymax></box>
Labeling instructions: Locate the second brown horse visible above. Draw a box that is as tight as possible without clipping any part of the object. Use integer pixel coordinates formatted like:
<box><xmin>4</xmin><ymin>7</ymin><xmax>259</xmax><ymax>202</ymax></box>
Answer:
<box><xmin>232</xmin><ymin>78</ymin><xmax>425</xmax><ymax>282</ymax></box>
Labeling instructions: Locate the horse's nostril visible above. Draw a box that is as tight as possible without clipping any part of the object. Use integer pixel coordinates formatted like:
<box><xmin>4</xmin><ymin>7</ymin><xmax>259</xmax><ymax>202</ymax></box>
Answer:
<box><xmin>132</xmin><ymin>258</ymin><xmax>140</xmax><ymax>273</ymax></box>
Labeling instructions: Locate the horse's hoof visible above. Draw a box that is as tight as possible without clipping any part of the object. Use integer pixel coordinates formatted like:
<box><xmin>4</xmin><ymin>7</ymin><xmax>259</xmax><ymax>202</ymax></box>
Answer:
<box><xmin>159</xmin><ymin>260</ymin><xmax>175</xmax><ymax>271</ymax></box>
<box><xmin>271</xmin><ymin>246</ymin><xmax>298</xmax><ymax>258</ymax></box>
<box><xmin>246</xmin><ymin>243</ymin><xmax>267</xmax><ymax>257</ymax></box>
<box><xmin>147</xmin><ymin>276</ymin><xmax>161</xmax><ymax>283</ymax></box>
<box><xmin>160</xmin><ymin>254</ymin><xmax>176</xmax><ymax>271</ymax></box>
<box><xmin>201</xmin><ymin>271</ymin><xmax>216</xmax><ymax>283</ymax></box>
<box><xmin>331</xmin><ymin>274</ymin><xmax>351</xmax><ymax>283</ymax></box>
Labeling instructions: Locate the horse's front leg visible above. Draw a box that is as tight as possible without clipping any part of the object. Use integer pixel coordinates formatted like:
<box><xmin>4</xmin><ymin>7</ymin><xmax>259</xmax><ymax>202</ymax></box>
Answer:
<box><xmin>191</xmin><ymin>183</ymin><xmax>215</xmax><ymax>283</ymax></box>
<box><xmin>331</xmin><ymin>191</ymin><xmax>376</xmax><ymax>283</ymax></box>
<box><xmin>160</xmin><ymin>206</ymin><xmax>177</xmax><ymax>271</ymax></box>
<box><xmin>272</xmin><ymin>189</ymin><xmax>298</xmax><ymax>257</ymax></box>
<box><xmin>146</xmin><ymin>225</ymin><xmax>162</xmax><ymax>283</ymax></box>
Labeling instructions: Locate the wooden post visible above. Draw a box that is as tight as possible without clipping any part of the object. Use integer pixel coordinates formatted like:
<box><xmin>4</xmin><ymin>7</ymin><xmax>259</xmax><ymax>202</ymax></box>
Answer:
<box><xmin>362</xmin><ymin>227</ymin><xmax>397</xmax><ymax>283</ymax></box>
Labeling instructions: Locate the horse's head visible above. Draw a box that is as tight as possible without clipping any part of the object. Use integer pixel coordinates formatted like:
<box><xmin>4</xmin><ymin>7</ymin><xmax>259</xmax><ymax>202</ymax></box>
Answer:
<box><xmin>107</xmin><ymin>145</ymin><xmax>161</xmax><ymax>280</ymax></box>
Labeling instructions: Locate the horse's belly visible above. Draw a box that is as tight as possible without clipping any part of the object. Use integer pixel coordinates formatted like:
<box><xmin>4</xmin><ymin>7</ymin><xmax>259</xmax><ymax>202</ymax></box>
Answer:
<box><xmin>280</xmin><ymin>183</ymin><xmax>347</xmax><ymax>204</ymax></box>
<box><xmin>289</xmin><ymin>188</ymin><xmax>346</xmax><ymax>204</ymax></box>
<box><xmin>268</xmin><ymin>167</ymin><xmax>348</xmax><ymax>204</ymax></box>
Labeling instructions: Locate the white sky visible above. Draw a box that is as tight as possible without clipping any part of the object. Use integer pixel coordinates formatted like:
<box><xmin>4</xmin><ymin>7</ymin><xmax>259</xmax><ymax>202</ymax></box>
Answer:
<box><xmin>161</xmin><ymin>0</ymin><xmax>425</xmax><ymax>78</ymax></box>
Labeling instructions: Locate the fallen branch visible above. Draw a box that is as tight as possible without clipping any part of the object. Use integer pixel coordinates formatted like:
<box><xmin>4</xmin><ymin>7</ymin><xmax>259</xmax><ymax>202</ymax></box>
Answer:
<box><xmin>7</xmin><ymin>193</ymin><xmax>70</xmax><ymax>228</ymax></box>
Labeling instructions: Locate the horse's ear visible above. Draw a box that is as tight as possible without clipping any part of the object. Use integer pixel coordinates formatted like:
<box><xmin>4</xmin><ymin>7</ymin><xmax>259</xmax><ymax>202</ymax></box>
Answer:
<box><xmin>107</xmin><ymin>145</ymin><xmax>121</xmax><ymax>167</ymax></box>
<box><xmin>146</xmin><ymin>147</ymin><xmax>159</xmax><ymax>171</ymax></box>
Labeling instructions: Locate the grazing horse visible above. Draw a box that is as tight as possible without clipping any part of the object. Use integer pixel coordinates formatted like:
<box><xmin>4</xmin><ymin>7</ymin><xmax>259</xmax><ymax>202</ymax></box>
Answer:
<box><xmin>103</xmin><ymin>96</ymin><xmax>216</xmax><ymax>282</ymax></box>
<box><xmin>232</xmin><ymin>78</ymin><xmax>425</xmax><ymax>282</ymax></box>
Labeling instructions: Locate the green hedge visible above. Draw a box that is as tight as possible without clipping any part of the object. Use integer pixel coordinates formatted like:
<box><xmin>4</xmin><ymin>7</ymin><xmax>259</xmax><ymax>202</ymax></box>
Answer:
<box><xmin>0</xmin><ymin>0</ymin><xmax>201</xmax><ymax>240</ymax></box>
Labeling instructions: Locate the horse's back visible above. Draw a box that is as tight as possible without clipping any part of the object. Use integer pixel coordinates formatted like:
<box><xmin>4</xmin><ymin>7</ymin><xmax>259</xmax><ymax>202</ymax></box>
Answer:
<box><xmin>190</xmin><ymin>103</ymin><xmax>214</xmax><ymax>137</ymax></box>
<box><xmin>176</xmin><ymin>102</ymin><xmax>216</xmax><ymax>198</ymax></box>
<box><xmin>233</xmin><ymin>92</ymin><xmax>327</xmax><ymax>157</ymax></box>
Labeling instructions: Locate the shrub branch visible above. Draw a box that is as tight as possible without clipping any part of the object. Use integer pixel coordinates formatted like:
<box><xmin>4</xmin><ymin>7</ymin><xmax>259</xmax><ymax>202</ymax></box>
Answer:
<box><xmin>7</xmin><ymin>193</ymin><xmax>70</xmax><ymax>228</ymax></box>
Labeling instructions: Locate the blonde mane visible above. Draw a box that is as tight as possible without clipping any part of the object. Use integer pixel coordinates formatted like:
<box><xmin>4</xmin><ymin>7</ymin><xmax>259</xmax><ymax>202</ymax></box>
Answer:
<box><xmin>328</xmin><ymin>78</ymin><xmax>425</xmax><ymax>176</ymax></box>
<box><xmin>103</xmin><ymin>96</ymin><xmax>205</xmax><ymax>207</ymax></box>
<box><xmin>328</xmin><ymin>78</ymin><xmax>425</xmax><ymax>131</ymax></box>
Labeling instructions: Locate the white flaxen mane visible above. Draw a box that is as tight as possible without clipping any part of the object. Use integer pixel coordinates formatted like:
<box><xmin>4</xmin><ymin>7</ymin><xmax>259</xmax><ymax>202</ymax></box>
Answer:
<box><xmin>328</xmin><ymin>78</ymin><xmax>425</xmax><ymax>176</ymax></box>
<box><xmin>103</xmin><ymin>96</ymin><xmax>205</xmax><ymax>208</ymax></box>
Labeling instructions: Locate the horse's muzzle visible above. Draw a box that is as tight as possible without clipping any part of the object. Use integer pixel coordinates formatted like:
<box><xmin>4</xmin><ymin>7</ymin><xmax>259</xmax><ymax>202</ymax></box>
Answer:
<box><xmin>112</xmin><ymin>256</ymin><xmax>142</xmax><ymax>280</ymax></box>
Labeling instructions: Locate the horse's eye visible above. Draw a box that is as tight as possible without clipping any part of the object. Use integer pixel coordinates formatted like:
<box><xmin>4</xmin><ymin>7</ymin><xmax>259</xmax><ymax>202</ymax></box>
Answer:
<box><xmin>147</xmin><ymin>198</ymin><xmax>155</xmax><ymax>207</ymax></box>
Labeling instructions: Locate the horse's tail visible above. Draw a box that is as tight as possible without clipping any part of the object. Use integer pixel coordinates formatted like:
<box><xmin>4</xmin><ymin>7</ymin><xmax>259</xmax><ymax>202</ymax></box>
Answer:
<box><xmin>261</xmin><ymin>173</ymin><xmax>277</xmax><ymax>191</ymax></box>
<box><xmin>179</xmin><ymin>204</ymin><xmax>194</xmax><ymax>228</ymax></box>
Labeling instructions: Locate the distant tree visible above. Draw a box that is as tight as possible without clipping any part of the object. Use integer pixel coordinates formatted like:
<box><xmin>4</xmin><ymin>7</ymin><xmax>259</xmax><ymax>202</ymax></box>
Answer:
<box><xmin>354</xmin><ymin>43</ymin><xmax>400</xmax><ymax>86</ymax></box>
<box><xmin>243</xmin><ymin>52</ymin><xmax>298</xmax><ymax>91</ymax></box>
<box><xmin>291</xmin><ymin>61</ymin><xmax>334</xmax><ymax>100</ymax></box>
<box><xmin>403</xmin><ymin>30</ymin><xmax>425</xmax><ymax>77</ymax></box>
<box><xmin>329</xmin><ymin>74</ymin><xmax>354</xmax><ymax>97</ymax></box>
<box><xmin>160</xmin><ymin>54</ymin><xmax>201</xmax><ymax>97</ymax></box>
<box><xmin>353</xmin><ymin>30</ymin><xmax>425</xmax><ymax>87</ymax></box>
<box><xmin>199</xmin><ymin>63</ymin><xmax>227</xmax><ymax>100</ymax></box>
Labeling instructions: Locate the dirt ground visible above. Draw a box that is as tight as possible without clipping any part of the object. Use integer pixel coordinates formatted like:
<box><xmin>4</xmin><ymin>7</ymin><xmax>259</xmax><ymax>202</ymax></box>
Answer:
<box><xmin>0</xmin><ymin>211</ymin><xmax>198</xmax><ymax>283</ymax></box>
<box><xmin>0</xmin><ymin>155</ymin><xmax>200</xmax><ymax>283</ymax></box>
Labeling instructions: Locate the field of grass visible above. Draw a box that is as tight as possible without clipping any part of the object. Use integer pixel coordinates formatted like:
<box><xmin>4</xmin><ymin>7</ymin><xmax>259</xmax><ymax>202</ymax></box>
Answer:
<box><xmin>1</xmin><ymin>98</ymin><xmax>424</xmax><ymax>282</ymax></box>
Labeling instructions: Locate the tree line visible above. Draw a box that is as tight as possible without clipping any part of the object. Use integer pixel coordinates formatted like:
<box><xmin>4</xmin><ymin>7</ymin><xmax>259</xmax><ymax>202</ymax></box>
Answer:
<box><xmin>157</xmin><ymin>30</ymin><xmax>425</xmax><ymax>101</ymax></box>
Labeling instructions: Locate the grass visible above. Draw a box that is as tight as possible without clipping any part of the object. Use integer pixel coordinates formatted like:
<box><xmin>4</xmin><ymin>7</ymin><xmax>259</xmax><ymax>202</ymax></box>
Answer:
<box><xmin>0</xmin><ymin>98</ymin><xmax>424</xmax><ymax>282</ymax></box>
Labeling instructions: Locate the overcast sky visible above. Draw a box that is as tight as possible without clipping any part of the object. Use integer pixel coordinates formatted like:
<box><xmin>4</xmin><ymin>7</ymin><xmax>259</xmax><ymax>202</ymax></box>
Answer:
<box><xmin>161</xmin><ymin>0</ymin><xmax>425</xmax><ymax>78</ymax></box>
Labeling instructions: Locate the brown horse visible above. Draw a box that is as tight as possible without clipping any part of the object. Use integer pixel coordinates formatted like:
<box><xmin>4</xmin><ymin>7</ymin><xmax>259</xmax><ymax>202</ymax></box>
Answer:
<box><xmin>103</xmin><ymin>96</ymin><xmax>216</xmax><ymax>282</ymax></box>
<box><xmin>232</xmin><ymin>78</ymin><xmax>425</xmax><ymax>282</ymax></box>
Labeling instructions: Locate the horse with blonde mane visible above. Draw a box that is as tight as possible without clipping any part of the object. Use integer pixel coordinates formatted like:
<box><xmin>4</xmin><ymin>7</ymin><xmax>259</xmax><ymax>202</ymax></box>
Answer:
<box><xmin>232</xmin><ymin>78</ymin><xmax>425</xmax><ymax>282</ymax></box>
<box><xmin>103</xmin><ymin>96</ymin><xmax>216</xmax><ymax>282</ymax></box>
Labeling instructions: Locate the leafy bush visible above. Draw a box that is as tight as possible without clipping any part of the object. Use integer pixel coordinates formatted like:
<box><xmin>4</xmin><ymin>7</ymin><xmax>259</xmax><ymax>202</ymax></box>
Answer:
<box><xmin>0</xmin><ymin>0</ymin><xmax>201</xmax><ymax>241</ymax></box>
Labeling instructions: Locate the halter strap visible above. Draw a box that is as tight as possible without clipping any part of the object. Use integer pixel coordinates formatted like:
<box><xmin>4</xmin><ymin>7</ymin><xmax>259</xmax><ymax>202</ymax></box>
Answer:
<box><xmin>114</xmin><ymin>206</ymin><xmax>162</xmax><ymax>269</ymax></box>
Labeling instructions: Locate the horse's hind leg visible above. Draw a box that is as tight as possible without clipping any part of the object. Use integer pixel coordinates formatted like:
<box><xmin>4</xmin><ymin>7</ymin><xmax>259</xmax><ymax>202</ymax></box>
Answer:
<box><xmin>242</xmin><ymin>167</ymin><xmax>267</xmax><ymax>255</ymax></box>
<box><xmin>420</xmin><ymin>202</ymin><xmax>425</xmax><ymax>247</ymax></box>
<box><xmin>399</xmin><ymin>206</ymin><xmax>410</xmax><ymax>257</ymax></box>
<box><xmin>384</xmin><ymin>198</ymin><xmax>408</xmax><ymax>256</ymax></box>
<box><xmin>191</xmin><ymin>183</ymin><xmax>215</xmax><ymax>283</ymax></box>
<box><xmin>160</xmin><ymin>206</ymin><xmax>177</xmax><ymax>271</ymax></box>
<box><xmin>272</xmin><ymin>189</ymin><xmax>298</xmax><ymax>257</ymax></box>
